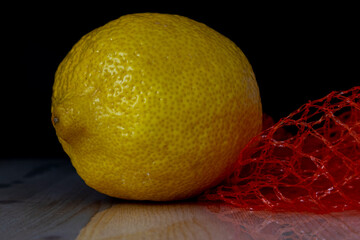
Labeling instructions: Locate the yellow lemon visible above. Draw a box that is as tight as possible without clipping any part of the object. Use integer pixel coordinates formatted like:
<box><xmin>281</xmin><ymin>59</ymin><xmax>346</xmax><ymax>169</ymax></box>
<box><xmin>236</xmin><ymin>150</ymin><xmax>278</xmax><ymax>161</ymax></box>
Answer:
<box><xmin>51</xmin><ymin>13</ymin><xmax>262</xmax><ymax>201</ymax></box>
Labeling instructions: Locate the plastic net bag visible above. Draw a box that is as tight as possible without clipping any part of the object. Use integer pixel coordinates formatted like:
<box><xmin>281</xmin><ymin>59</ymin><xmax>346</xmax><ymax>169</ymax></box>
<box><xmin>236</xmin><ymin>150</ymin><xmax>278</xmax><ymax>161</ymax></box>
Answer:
<box><xmin>202</xmin><ymin>86</ymin><xmax>360</xmax><ymax>213</ymax></box>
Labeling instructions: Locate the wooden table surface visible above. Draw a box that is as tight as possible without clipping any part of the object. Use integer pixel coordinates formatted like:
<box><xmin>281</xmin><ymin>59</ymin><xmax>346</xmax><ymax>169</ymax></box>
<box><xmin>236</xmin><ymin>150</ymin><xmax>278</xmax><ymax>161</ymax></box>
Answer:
<box><xmin>1</xmin><ymin>159</ymin><xmax>359</xmax><ymax>240</ymax></box>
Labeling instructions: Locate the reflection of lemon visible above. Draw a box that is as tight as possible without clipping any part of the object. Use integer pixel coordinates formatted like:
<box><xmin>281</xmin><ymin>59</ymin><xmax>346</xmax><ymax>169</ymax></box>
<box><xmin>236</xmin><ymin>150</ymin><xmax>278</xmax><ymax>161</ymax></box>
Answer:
<box><xmin>51</xmin><ymin>13</ymin><xmax>262</xmax><ymax>201</ymax></box>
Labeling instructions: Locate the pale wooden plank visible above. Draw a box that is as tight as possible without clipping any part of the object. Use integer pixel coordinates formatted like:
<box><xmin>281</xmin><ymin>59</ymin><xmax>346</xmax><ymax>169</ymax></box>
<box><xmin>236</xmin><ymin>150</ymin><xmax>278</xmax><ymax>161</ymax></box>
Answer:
<box><xmin>0</xmin><ymin>160</ymin><xmax>111</xmax><ymax>240</ymax></box>
<box><xmin>1</xmin><ymin>160</ymin><xmax>359</xmax><ymax>240</ymax></box>
<box><xmin>204</xmin><ymin>205</ymin><xmax>360</xmax><ymax>240</ymax></box>
<box><xmin>76</xmin><ymin>201</ymin><xmax>360</xmax><ymax>240</ymax></box>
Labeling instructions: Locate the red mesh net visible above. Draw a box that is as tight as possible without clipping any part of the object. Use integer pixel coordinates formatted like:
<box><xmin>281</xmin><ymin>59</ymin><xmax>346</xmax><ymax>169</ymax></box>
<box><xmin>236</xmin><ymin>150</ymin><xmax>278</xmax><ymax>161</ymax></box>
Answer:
<box><xmin>202</xmin><ymin>86</ymin><xmax>360</xmax><ymax>213</ymax></box>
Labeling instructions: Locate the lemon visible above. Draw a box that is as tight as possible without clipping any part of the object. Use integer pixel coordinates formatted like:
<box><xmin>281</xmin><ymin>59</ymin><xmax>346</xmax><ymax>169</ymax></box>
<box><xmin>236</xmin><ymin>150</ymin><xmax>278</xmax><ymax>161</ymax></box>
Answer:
<box><xmin>51</xmin><ymin>13</ymin><xmax>262</xmax><ymax>201</ymax></box>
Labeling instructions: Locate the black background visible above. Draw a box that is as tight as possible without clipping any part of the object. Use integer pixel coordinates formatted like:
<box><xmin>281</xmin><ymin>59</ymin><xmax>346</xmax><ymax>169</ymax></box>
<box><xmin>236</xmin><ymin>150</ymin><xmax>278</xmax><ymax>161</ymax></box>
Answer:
<box><xmin>2</xmin><ymin>3</ymin><xmax>358</xmax><ymax>160</ymax></box>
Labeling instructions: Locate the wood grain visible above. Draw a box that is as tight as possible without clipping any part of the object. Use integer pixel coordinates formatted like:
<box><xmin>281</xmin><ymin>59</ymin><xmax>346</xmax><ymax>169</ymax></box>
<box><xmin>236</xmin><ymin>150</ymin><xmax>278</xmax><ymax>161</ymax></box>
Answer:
<box><xmin>1</xmin><ymin>160</ymin><xmax>359</xmax><ymax>240</ymax></box>
<box><xmin>0</xmin><ymin>160</ymin><xmax>111</xmax><ymax>240</ymax></box>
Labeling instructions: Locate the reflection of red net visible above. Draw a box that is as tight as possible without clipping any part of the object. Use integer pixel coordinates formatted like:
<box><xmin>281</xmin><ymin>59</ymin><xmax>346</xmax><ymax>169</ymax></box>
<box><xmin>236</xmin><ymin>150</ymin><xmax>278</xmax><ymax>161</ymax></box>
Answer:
<box><xmin>202</xmin><ymin>86</ymin><xmax>360</xmax><ymax>213</ymax></box>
